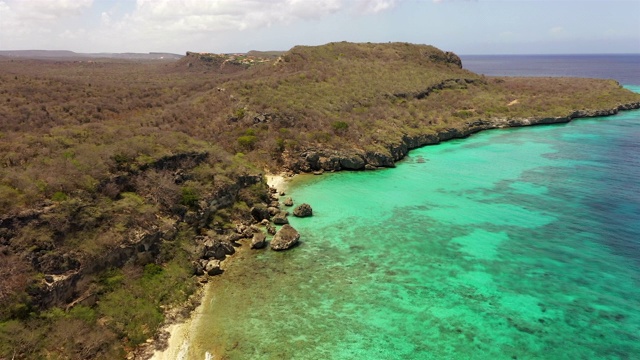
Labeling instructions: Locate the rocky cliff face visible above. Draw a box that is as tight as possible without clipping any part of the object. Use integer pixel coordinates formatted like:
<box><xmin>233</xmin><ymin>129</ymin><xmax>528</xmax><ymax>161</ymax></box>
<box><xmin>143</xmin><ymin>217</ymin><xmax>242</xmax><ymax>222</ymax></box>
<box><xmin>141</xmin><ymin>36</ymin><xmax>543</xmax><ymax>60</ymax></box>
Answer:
<box><xmin>283</xmin><ymin>102</ymin><xmax>640</xmax><ymax>173</ymax></box>
<box><xmin>0</xmin><ymin>153</ymin><xmax>265</xmax><ymax>312</ymax></box>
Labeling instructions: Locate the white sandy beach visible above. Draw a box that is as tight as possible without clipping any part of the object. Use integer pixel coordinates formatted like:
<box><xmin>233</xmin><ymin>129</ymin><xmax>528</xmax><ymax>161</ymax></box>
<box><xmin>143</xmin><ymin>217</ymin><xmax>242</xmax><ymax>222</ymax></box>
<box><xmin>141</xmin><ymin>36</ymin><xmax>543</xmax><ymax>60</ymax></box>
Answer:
<box><xmin>150</xmin><ymin>307</ymin><xmax>199</xmax><ymax>360</ymax></box>
<box><xmin>265</xmin><ymin>173</ymin><xmax>288</xmax><ymax>192</ymax></box>
<box><xmin>150</xmin><ymin>173</ymin><xmax>291</xmax><ymax>360</ymax></box>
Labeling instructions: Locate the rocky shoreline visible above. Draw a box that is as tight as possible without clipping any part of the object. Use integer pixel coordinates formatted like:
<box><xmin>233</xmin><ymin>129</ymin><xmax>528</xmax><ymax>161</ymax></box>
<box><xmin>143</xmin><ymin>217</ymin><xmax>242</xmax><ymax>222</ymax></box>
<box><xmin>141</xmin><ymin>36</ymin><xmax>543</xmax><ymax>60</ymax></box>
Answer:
<box><xmin>146</xmin><ymin>174</ymin><xmax>304</xmax><ymax>359</ymax></box>
<box><xmin>284</xmin><ymin>101</ymin><xmax>640</xmax><ymax>173</ymax></box>
<box><xmin>143</xmin><ymin>101</ymin><xmax>640</xmax><ymax>359</ymax></box>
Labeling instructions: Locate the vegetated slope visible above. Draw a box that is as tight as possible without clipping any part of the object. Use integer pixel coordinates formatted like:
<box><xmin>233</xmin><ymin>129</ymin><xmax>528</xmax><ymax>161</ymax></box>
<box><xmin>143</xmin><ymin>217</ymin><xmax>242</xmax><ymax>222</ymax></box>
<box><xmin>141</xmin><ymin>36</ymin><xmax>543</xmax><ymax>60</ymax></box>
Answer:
<box><xmin>0</xmin><ymin>57</ymin><xmax>267</xmax><ymax>359</ymax></box>
<box><xmin>1</xmin><ymin>42</ymin><xmax>639</xmax><ymax>359</ymax></box>
<box><xmin>162</xmin><ymin>41</ymin><xmax>640</xmax><ymax>171</ymax></box>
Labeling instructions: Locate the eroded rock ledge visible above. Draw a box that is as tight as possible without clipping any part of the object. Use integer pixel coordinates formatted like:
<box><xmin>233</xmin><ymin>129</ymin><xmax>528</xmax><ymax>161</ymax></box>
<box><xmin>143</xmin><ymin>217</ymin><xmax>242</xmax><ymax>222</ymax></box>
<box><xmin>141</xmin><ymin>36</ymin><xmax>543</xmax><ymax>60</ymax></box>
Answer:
<box><xmin>285</xmin><ymin>102</ymin><xmax>640</xmax><ymax>173</ymax></box>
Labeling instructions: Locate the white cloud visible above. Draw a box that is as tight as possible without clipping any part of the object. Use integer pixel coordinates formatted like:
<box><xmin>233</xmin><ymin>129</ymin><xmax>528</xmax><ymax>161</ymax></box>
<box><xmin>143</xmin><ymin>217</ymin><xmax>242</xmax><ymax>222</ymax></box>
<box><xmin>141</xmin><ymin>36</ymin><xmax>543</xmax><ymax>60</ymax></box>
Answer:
<box><xmin>124</xmin><ymin>0</ymin><xmax>345</xmax><ymax>34</ymax></box>
<box><xmin>433</xmin><ymin>0</ymin><xmax>477</xmax><ymax>3</ymax></box>
<box><xmin>357</xmin><ymin>0</ymin><xmax>400</xmax><ymax>13</ymax></box>
<box><xmin>549</xmin><ymin>26</ymin><xmax>565</xmax><ymax>36</ymax></box>
<box><xmin>1</xmin><ymin>0</ymin><xmax>404</xmax><ymax>52</ymax></box>
<box><xmin>0</xmin><ymin>0</ymin><xmax>93</xmax><ymax>44</ymax></box>
<box><xmin>101</xmin><ymin>11</ymin><xmax>111</xmax><ymax>25</ymax></box>
<box><xmin>92</xmin><ymin>0</ymin><xmax>367</xmax><ymax>50</ymax></box>
<box><xmin>499</xmin><ymin>31</ymin><xmax>516</xmax><ymax>39</ymax></box>
<box><xmin>9</xmin><ymin>0</ymin><xmax>93</xmax><ymax>21</ymax></box>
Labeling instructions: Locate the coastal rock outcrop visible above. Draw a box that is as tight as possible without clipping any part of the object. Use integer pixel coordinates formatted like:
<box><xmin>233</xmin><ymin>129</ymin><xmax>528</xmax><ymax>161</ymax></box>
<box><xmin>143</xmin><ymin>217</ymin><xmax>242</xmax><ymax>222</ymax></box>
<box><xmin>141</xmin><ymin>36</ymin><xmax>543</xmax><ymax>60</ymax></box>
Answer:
<box><xmin>282</xmin><ymin>101</ymin><xmax>640</xmax><ymax>175</ymax></box>
<box><xmin>266</xmin><ymin>223</ymin><xmax>276</xmax><ymax>235</ymax></box>
<box><xmin>250</xmin><ymin>205</ymin><xmax>270</xmax><ymax>221</ymax></box>
<box><xmin>293</xmin><ymin>203</ymin><xmax>313</xmax><ymax>217</ymax></box>
<box><xmin>270</xmin><ymin>224</ymin><xmax>300</xmax><ymax>251</ymax></box>
<box><xmin>202</xmin><ymin>237</ymin><xmax>235</xmax><ymax>260</ymax></box>
<box><xmin>251</xmin><ymin>232</ymin><xmax>266</xmax><ymax>249</ymax></box>
<box><xmin>339</xmin><ymin>154</ymin><xmax>365</xmax><ymax>170</ymax></box>
<box><xmin>204</xmin><ymin>260</ymin><xmax>223</xmax><ymax>276</ymax></box>
<box><xmin>272</xmin><ymin>211</ymin><xmax>289</xmax><ymax>225</ymax></box>
<box><xmin>363</xmin><ymin>151</ymin><xmax>396</xmax><ymax>168</ymax></box>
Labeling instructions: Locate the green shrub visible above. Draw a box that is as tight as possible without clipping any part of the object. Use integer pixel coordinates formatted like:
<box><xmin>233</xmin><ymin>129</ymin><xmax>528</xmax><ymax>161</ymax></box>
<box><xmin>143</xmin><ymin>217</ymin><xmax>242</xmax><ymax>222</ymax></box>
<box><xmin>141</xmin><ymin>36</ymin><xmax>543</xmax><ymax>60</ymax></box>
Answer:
<box><xmin>143</xmin><ymin>263</ymin><xmax>163</xmax><ymax>279</ymax></box>
<box><xmin>98</xmin><ymin>268</ymin><xmax>125</xmax><ymax>292</ymax></box>
<box><xmin>180</xmin><ymin>186</ymin><xmax>199</xmax><ymax>207</ymax></box>
<box><xmin>51</xmin><ymin>191</ymin><xmax>68</xmax><ymax>202</ymax></box>
<box><xmin>234</xmin><ymin>108</ymin><xmax>246</xmax><ymax>119</ymax></box>
<box><xmin>453</xmin><ymin>110</ymin><xmax>474</xmax><ymax>118</ymax></box>
<box><xmin>237</xmin><ymin>135</ymin><xmax>257</xmax><ymax>150</ymax></box>
<box><xmin>275</xmin><ymin>137</ymin><xmax>285</xmax><ymax>152</ymax></box>
<box><xmin>332</xmin><ymin>121</ymin><xmax>349</xmax><ymax>131</ymax></box>
<box><xmin>112</xmin><ymin>153</ymin><xmax>130</xmax><ymax>167</ymax></box>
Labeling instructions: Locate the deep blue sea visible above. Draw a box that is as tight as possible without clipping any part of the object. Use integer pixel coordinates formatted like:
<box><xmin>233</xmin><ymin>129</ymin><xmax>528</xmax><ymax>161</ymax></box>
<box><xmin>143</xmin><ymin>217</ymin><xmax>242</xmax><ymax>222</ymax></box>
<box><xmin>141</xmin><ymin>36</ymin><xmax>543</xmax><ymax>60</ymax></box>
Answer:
<box><xmin>461</xmin><ymin>54</ymin><xmax>640</xmax><ymax>85</ymax></box>
<box><xmin>179</xmin><ymin>55</ymin><xmax>640</xmax><ymax>359</ymax></box>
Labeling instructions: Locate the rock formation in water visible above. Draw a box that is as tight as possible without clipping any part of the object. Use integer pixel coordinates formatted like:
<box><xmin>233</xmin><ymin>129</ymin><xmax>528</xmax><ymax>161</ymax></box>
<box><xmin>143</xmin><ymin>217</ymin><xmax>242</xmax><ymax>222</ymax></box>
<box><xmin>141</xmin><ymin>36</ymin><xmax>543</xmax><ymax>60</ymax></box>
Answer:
<box><xmin>270</xmin><ymin>224</ymin><xmax>300</xmax><ymax>250</ymax></box>
<box><xmin>293</xmin><ymin>203</ymin><xmax>313</xmax><ymax>217</ymax></box>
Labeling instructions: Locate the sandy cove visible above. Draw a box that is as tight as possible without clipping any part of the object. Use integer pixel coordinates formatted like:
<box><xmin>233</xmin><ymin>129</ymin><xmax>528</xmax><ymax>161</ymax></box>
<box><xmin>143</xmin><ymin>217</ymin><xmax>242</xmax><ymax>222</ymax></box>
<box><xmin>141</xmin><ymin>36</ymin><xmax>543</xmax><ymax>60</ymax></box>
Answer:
<box><xmin>147</xmin><ymin>173</ymin><xmax>291</xmax><ymax>360</ymax></box>
<box><xmin>148</xmin><ymin>285</ymin><xmax>218</xmax><ymax>360</ymax></box>
<box><xmin>265</xmin><ymin>173</ymin><xmax>289</xmax><ymax>193</ymax></box>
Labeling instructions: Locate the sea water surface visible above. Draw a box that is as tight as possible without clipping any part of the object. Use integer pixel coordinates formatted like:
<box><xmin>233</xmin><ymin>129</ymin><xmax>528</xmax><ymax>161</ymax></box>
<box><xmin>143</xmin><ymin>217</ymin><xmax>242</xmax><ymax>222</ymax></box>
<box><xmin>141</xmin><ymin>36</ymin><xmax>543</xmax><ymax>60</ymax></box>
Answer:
<box><xmin>185</xmin><ymin>64</ymin><xmax>640</xmax><ymax>359</ymax></box>
<box><xmin>461</xmin><ymin>54</ymin><xmax>640</xmax><ymax>85</ymax></box>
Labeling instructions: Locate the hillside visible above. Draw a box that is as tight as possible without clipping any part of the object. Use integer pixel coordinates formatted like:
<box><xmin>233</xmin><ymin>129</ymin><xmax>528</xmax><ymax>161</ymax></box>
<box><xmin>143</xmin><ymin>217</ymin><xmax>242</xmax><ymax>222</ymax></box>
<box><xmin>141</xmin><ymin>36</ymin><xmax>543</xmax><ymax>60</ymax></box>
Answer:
<box><xmin>162</xmin><ymin>42</ymin><xmax>640</xmax><ymax>171</ymax></box>
<box><xmin>1</xmin><ymin>42</ymin><xmax>639</xmax><ymax>359</ymax></box>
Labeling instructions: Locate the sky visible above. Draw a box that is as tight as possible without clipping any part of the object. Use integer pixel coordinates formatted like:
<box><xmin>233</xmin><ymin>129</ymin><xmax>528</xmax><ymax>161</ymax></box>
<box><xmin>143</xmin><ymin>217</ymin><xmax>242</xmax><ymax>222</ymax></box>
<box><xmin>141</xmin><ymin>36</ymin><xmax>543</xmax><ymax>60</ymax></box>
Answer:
<box><xmin>0</xmin><ymin>0</ymin><xmax>639</xmax><ymax>55</ymax></box>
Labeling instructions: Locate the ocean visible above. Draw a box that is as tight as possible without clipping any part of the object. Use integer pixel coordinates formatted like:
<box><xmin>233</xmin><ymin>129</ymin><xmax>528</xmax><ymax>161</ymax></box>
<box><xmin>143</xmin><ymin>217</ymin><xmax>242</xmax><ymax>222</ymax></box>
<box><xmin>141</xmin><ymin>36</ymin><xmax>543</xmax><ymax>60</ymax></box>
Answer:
<box><xmin>183</xmin><ymin>55</ymin><xmax>640</xmax><ymax>359</ymax></box>
<box><xmin>461</xmin><ymin>54</ymin><xmax>640</xmax><ymax>85</ymax></box>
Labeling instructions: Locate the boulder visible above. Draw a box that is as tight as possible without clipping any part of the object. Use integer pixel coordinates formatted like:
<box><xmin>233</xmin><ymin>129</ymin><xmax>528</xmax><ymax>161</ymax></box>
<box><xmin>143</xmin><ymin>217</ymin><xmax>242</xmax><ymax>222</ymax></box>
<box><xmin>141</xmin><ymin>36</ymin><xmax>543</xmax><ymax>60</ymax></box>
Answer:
<box><xmin>318</xmin><ymin>156</ymin><xmax>341</xmax><ymax>171</ymax></box>
<box><xmin>203</xmin><ymin>237</ymin><xmax>235</xmax><ymax>260</ymax></box>
<box><xmin>227</xmin><ymin>233</ymin><xmax>243</xmax><ymax>243</ymax></box>
<box><xmin>192</xmin><ymin>261</ymin><xmax>205</xmax><ymax>276</ymax></box>
<box><xmin>283</xmin><ymin>197</ymin><xmax>294</xmax><ymax>207</ymax></box>
<box><xmin>250</xmin><ymin>205</ymin><xmax>270</xmax><ymax>221</ymax></box>
<box><xmin>363</xmin><ymin>151</ymin><xmax>395</xmax><ymax>168</ymax></box>
<box><xmin>293</xmin><ymin>203</ymin><xmax>313</xmax><ymax>217</ymax></box>
<box><xmin>272</xmin><ymin>211</ymin><xmax>289</xmax><ymax>225</ymax></box>
<box><xmin>266</xmin><ymin>223</ymin><xmax>276</xmax><ymax>235</ymax></box>
<box><xmin>251</xmin><ymin>232</ymin><xmax>266</xmax><ymax>249</ymax></box>
<box><xmin>339</xmin><ymin>154</ymin><xmax>365</xmax><ymax>170</ymax></box>
<box><xmin>268</xmin><ymin>206</ymin><xmax>281</xmax><ymax>216</ymax></box>
<box><xmin>241</xmin><ymin>227</ymin><xmax>254</xmax><ymax>239</ymax></box>
<box><xmin>204</xmin><ymin>260</ymin><xmax>223</xmax><ymax>276</ymax></box>
<box><xmin>31</xmin><ymin>252</ymin><xmax>80</xmax><ymax>275</ymax></box>
<box><xmin>235</xmin><ymin>223</ymin><xmax>248</xmax><ymax>234</ymax></box>
<box><xmin>270</xmin><ymin>224</ymin><xmax>300</xmax><ymax>251</ymax></box>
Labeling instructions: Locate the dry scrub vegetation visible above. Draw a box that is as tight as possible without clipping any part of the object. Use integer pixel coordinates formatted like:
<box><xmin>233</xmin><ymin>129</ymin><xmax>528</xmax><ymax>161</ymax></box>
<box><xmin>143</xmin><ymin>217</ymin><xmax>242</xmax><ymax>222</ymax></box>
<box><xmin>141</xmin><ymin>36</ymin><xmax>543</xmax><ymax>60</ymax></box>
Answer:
<box><xmin>1</xmin><ymin>42</ymin><xmax>639</xmax><ymax>358</ymax></box>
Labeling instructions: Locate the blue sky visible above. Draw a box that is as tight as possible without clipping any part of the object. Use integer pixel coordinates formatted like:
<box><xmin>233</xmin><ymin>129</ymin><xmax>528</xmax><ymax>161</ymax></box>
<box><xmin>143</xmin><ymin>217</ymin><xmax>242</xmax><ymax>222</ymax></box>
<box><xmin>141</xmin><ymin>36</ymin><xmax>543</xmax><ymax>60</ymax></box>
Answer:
<box><xmin>1</xmin><ymin>0</ymin><xmax>638</xmax><ymax>54</ymax></box>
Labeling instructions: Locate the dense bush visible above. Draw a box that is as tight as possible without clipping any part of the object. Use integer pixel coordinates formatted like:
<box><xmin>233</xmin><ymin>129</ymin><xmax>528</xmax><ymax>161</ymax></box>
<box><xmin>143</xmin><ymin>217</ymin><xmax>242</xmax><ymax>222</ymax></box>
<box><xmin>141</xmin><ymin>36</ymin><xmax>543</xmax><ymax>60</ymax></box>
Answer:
<box><xmin>1</xmin><ymin>42</ymin><xmax>639</xmax><ymax>358</ymax></box>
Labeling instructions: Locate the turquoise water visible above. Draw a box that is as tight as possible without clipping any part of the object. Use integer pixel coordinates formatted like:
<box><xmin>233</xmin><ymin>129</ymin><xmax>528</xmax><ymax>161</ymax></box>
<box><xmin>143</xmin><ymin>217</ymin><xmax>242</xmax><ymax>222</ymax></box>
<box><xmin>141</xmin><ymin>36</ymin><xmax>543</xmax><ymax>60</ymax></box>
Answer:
<box><xmin>189</xmin><ymin>88</ymin><xmax>640</xmax><ymax>359</ymax></box>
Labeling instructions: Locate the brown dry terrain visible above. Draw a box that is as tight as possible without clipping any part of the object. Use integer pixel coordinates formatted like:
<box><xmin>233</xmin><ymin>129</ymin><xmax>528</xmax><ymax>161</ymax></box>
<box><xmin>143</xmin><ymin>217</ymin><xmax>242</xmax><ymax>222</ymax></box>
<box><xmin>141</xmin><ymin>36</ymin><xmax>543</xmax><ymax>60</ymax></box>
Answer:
<box><xmin>1</xmin><ymin>42</ymin><xmax>639</xmax><ymax>359</ymax></box>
